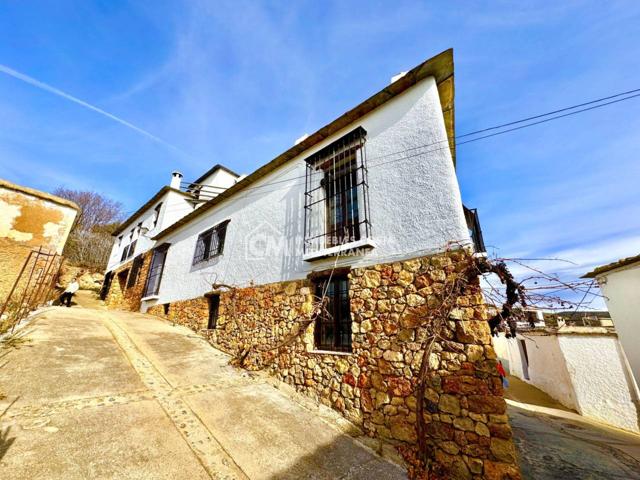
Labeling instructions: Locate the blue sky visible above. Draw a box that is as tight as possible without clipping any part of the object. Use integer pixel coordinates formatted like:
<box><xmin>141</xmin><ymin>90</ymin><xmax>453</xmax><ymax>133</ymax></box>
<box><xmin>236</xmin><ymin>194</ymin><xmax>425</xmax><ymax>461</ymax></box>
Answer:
<box><xmin>1</xmin><ymin>1</ymin><xmax>639</xmax><ymax>306</ymax></box>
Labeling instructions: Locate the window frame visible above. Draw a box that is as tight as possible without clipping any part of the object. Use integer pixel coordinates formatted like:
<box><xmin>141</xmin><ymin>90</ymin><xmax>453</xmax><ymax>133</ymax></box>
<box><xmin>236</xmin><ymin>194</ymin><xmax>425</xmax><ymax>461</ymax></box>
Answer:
<box><xmin>143</xmin><ymin>243</ymin><xmax>170</xmax><ymax>297</ymax></box>
<box><xmin>153</xmin><ymin>202</ymin><xmax>163</xmax><ymax>228</ymax></box>
<box><xmin>192</xmin><ymin>220</ymin><xmax>230</xmax><ymax>265</ymax></box>
<box><xmin>126</xmin><ymin>255</ymin><xmax>144</xmax><ymax>289</ymax></box>
<box><xmin>303</xmin><ymin>127</ymin><xmax>371</xmax><ymax>256</ymax></box>
<box><xmin>313</xmin><ymin>274</ymin><xmax>352</xmax><ymax>353</ymax></box>
<box><xmin>207</xmin><ymin>294</ymin><xmax>220</xmax><ymax>329</ymax></box>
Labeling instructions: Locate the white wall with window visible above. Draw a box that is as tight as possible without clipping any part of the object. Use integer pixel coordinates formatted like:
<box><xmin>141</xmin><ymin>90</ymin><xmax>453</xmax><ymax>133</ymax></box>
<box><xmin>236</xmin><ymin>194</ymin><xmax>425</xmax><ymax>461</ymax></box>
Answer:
<box><xmin>142</xmin><ymin>75</ymin><xmax>470</xmax><ymax>308</ymax></box>
<box><xmin>106</xmin><ymin>189</ymin><xmax>194</xmax><ymax>271</ymax></box>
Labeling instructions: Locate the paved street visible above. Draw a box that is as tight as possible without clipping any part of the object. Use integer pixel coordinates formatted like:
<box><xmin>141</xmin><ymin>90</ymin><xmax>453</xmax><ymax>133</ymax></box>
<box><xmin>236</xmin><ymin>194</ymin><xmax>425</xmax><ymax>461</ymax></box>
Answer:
<box><xmin>0</xmin><ymin>307</ymin><xmax>404</xmax><ymax>479</ymax></box>
<box><xmin>1</xmin><ymin>305</ymin><xmax>640</xmax><ymax>479</ymax></box>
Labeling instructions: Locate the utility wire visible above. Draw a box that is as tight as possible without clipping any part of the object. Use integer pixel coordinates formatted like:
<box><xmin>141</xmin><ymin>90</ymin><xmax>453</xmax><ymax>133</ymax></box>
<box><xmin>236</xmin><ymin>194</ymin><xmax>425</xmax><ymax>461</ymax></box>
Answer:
<box><xmin>170</xmin><ymin>88</ymin><xmax>640</xmax><ymax>198</ymax></box>
<box><xmin>456</xmin><ymin>87</ymin><xmax>640</xmax><ymax>138</ymax></box>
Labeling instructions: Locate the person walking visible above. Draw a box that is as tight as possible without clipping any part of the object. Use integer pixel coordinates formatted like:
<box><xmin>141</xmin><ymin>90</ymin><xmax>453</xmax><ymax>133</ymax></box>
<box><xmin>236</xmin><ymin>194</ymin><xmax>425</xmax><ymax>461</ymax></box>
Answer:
<box><xmin>59</xmin><ymin>278</ymin><xmax>79</xmax><ymax>307</ymax></box>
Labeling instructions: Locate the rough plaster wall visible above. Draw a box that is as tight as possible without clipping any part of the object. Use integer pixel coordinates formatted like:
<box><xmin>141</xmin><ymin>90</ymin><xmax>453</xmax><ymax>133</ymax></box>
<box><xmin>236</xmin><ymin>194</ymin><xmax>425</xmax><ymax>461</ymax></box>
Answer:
<box><xmin>599</xmin><ymin>265</ymin><xmax>640</xmax><ymax>389</ymax></box>
<box><xmin>146</xmin><ymin>76</ymin><xmax>470</xmax><ymax>309</ymax></box>
<box><xmin>0</xmin><ymin>189</ymin><xmax>76</xmax><ymax>253</ymax></box>
<box><xmin>0</xmin><ymin>186</ymin><xmax>76</xmax><ymax>305</ymax></box>
<box><xmin>559</xmin><ymin>334</ymin><xmax>640</xmax><ymax>433</ymax></box>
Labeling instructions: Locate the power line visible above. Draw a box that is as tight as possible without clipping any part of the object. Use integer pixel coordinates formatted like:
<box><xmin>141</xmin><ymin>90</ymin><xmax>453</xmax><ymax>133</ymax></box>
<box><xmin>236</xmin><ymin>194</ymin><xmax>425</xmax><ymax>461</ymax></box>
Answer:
<box><xmin>456</xmin><ymin>87</ymin><xmax>640</xmax><ymax>138</ymax></box>
<box><xmin>141</xmin><ymin>87</ymin><xmax>640</xmax><ymax>204</ymax></box>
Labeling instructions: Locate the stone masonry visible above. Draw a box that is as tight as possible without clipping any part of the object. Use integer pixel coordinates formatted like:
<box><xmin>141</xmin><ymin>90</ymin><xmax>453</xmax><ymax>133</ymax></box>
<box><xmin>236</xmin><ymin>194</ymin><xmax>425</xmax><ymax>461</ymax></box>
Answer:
<box><xmin>144</xmin><ymin>249</ymin><xmax>521</xmax><ymax>479</ymax></box>
<box><xmin>104</xmin><ymin>252</ymin><xmax>151</xmax><ymax>312</ymax></box>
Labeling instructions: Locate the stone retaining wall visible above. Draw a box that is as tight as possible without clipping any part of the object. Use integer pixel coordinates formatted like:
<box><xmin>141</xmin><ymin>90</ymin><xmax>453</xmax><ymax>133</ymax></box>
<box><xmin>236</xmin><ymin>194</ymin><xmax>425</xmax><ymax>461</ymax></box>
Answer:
<box><xmin>146</xmin><ymin>250</ymin><xmax>521</xmax><ymax>479</ymax></box>
<box><xmin>104</xmin><ymin>252</ymin><xmax>151</xmax><ymax>312</ymax></box>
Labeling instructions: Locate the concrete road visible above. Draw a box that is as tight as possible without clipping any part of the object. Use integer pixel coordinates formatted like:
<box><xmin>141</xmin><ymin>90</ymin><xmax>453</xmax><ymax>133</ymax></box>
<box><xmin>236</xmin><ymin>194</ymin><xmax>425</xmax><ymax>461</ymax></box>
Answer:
<box><xmin>0</xmin><ymin>307</ymin><xmax>405</xmax><ymax>480</ymax></box>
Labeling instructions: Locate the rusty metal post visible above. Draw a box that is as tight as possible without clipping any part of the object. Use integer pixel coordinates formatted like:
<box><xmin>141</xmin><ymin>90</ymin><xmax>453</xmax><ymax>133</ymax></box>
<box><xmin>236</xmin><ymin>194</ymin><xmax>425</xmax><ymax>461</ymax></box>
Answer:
<box><xmin>42</xmin><ymin>256</ymin><xmax>65</xmax><ymax>306</ymax></box>
<box><xmin>32</xmin><ymin>252</ymin><xmax>58</xmax><ymax>309</ymax></box>
<box><xmin>0</xmin><ymin>250</ymin><xmax>34</xmax><ymax>320</ymax></box>
<box><xmin>13</xmin><ymin>248</ymin><xmax>48</xmax><ymax>330</ymax></box>
<box><xmin>10</xmin><ymin>247</ymin><xmax>42</xmax><ymax>327</ymax></box>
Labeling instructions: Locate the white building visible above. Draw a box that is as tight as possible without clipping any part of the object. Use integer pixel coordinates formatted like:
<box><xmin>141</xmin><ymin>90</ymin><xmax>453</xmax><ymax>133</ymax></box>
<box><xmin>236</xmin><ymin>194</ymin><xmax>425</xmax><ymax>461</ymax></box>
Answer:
<box><xmin>102</xmin><ymin>166</ymin><xmax>240</xmax><ymax>300</ymax></box>
<box><xmin>584</xmin><ymin>254</ymin><xmax>640</xmax><ymax>392</ymax></box>
<box><xmin>103</xmin><ymin>48</ymin><xmax>485</xmax><ymax>345</ymax></box>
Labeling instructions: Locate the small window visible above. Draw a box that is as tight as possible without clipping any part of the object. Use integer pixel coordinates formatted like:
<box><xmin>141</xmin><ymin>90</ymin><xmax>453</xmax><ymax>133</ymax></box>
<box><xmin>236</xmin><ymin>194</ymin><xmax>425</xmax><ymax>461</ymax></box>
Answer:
<box><xmin>163</xmin><ymin>303</ymin><xmax>170</xmax><ymax>315</ymax></box>
<box><xmin>208</xmin><ymin>295</ymin><xmax>220</xmax><ymax>329</ymax></box>
<box><xmin>127</xmin><ymin>240</ymin><xmax>137</xmax><ymax>259</ymax></box>
<box><xmin>126</xmin><ymin>255</ymin><xmax>144</xmax><ymax>289</ymax></box>
<box><xmin>153</xmin><ymin>203</ymin><xmax>163</xmax><ymax>228</ymax></box>
<box><xmin>193</xmin><ymin>220</ymin><xmax>230</xmax><ymax>265</ymax></box>
<box><xmin>314</xmin><ymin>275</ymin><xmax>352</xmax><ymax>352</ymax></box>
<box><xmin>120</xmin><ymin>245</ymin><xmax>129</xmax><ymax>262</ymax></box>
<box><xmin>118</xmin><ymin>235</ymin><xmax>123</xmax><ymax>246</ymax></box>
<box><xmin>144</xmin><ymin>244</ymin><xmax>170</xmax><ymax>297</ymax></box>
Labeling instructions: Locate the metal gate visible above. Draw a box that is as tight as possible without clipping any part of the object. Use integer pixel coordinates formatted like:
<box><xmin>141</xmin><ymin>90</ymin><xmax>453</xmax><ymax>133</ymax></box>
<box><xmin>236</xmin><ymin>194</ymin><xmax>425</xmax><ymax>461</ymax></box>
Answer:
<box><xmin>0</xmin><ymin>247</ymin><xmax>65</xmax><ymax>334</ymax></box>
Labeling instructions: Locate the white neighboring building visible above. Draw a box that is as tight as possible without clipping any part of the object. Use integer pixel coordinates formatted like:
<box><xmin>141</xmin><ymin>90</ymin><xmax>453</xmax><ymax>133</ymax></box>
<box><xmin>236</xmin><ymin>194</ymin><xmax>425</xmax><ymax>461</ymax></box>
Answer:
<box><xmin>493</xmin><ymin>328</ymin><xmax>640</xmax><ymax>433</ymax></box>
<box><xmin>584</xmin><ymin>254</ymin><xmax>640</xmax><ymax>392</ymax></box>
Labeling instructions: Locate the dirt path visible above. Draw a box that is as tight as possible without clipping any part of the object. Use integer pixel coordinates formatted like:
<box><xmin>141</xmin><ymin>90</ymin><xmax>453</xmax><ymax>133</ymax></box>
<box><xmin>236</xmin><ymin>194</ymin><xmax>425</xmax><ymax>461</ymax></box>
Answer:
<box><xmin>0</xmin><ymin>307</ymin><xmax>404</xmax><ymax>479</ymax></box>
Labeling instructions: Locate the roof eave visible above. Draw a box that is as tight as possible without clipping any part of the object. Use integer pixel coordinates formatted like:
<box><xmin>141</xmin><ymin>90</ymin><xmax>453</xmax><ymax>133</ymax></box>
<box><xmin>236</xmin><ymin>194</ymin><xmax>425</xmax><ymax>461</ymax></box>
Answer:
<box><xmin>111</xmin><ymin>186</ymin><xmax>191</xmax><ymax>237</ymax></box>
<box><xmin>152</xmin><ymin>48</ymin><xmax>455</xmax><ymax>242</ymax></box>
<box><xmin>582</xmin><ymin>253</ymin><xmax>640</xmax><ymax>278</ymax></box>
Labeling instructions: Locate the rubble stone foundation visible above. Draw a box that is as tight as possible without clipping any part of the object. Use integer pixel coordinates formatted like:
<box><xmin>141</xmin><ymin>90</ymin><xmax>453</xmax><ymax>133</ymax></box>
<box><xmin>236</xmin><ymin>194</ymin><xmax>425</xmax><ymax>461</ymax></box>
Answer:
<box><xmin>104</xmin><ymin>252</ymin><xmax>151</xmax><ymax>312</ymax></box>
<box><xmin>145</xmin><ymin>250</ymin><xmax>520</xmax><ymax>479</ymax></box>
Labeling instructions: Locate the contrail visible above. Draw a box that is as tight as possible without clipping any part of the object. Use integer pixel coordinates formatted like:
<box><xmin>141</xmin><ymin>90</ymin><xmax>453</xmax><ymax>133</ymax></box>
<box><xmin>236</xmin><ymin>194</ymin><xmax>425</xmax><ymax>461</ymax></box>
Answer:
<box><xmin>0</xmin><ymin>64</ymin><xmax>182</xmax><ymax>152</ymax></box>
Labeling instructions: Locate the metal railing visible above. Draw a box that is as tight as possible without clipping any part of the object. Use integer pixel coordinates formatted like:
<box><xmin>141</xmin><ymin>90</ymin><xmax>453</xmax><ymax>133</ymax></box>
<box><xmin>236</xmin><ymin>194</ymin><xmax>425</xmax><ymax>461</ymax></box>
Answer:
<box><xmin>179</xmin><ymin>181</ymin><xmax>227</xmax><ymax>203</ymax></box>
<box><xmin>0</xmin><ymin>247</ymin><xmax>65</xmax><ymax>334</ymax></box>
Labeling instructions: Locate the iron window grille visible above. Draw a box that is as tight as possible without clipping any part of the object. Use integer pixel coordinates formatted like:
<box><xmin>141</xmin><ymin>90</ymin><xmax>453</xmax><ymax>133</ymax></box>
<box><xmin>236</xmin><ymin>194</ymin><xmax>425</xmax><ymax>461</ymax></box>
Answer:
<box><xmin>143</xmin><ymin>243</ymin><xmax>170</xmax><ymax>297</ymax></box>
<box><xmin>314</xmin><ymin>274</ymin><xmax>352</xmax><ymax>352</ymax></box>
<box><xmin>304</xmin><ymin>127</ymin><xmax>372</xmax><ymax>255</ymax></box>
<box><xmin>126</xmin><ymin>255</ymin><xmax>144</xmax><ymax>289</ymax></box>
<box><xmin>193</xmin><ymin>220</ymin><xmax>230</xmax><ymax>265</ymax></box>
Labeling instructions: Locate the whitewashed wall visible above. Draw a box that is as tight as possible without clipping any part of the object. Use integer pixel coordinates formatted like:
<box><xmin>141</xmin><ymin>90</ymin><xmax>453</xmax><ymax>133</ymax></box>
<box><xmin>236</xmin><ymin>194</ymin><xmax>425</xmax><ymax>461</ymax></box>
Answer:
<box><xmin>147</xmin><ymin>76</ymin><xmax>470</xmax><ymax>306</ymax></box>
<box><xmin>597</xmin><ymin>264</ymin><xmax>640</xmax><ymax>390</ymax></box>
<box><xmin>493</xmin><ymin>330</ymin><xmax>640</xmax><ymax>433</ymax></box>
<box><xmin>106</xmin><ymin>190</ymin><xmax>193</xmax><ymax>271</ymax></box>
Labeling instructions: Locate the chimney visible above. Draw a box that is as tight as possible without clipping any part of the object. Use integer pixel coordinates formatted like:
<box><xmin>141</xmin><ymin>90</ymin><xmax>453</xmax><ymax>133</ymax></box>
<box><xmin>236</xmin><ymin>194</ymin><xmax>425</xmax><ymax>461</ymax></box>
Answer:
<box><xmin>390</xmin><ymin>71</ymin><xmax>408</xmax><ymax>84</ymax></box>
<box><xmin>170</xmin><ymin>171</ymin><xmax>183</xmax><ymax>189</ymax></box>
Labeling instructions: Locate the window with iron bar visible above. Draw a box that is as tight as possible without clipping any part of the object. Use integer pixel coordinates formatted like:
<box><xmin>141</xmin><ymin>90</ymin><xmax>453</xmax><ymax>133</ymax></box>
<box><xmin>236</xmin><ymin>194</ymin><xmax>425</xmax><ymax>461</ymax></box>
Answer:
<box><xmin>304</xmin><ymin>127</ymin><xmax>371</xmax><ymax>255</ymax></box>
<box><xmin>143</xmin><ymin>243</ymin><xmax>170</xmax><ymax>297</ymax></box>
<box><xmin>192</xmin><ymin>220</ymin><xmax>230</xmax><ymax>265</ymax></box>
<box><xmin>313</xmin><ymin>274</ymin><xmax>352</xmax><ymax>352</ymax></box>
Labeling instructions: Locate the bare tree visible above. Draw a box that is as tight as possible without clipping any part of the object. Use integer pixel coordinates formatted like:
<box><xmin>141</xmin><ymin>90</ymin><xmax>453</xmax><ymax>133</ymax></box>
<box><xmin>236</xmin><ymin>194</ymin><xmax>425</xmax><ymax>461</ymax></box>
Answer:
<box><xmin>53</xmin><ymin>188</ymin><xmax>124</xmax><ymax>231</ymax></box>
<box><xmin>53</xmin><ymin>188</ymin><xmax>125</xmax><ymax>270</ymax></box>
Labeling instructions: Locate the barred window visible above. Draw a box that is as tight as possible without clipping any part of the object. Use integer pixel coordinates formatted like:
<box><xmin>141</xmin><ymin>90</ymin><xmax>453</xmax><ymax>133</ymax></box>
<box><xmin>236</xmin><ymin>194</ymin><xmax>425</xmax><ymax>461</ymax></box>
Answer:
<box><xmin>143</xmin><ymin>244</ymin><xmax>169</xmax><ymax>297</ymax></box>
<box><xmin>304</xmin><ymin>127</ymin><xmax>371</xmax><ymax>255</ymax></box>
<box><xmin>314</xmin><ymin>275</ymin><xmax>352</xmax><ymax>352</ymax></box>
<box><xmin>126</xmin><ymin>255</ymin><xmax>144</xmax><ymax>289</ymax></box>
<box><xmin>193</xmin><ymin>220</ymin><xmax>229</xmax><ymax>265</ymax></box>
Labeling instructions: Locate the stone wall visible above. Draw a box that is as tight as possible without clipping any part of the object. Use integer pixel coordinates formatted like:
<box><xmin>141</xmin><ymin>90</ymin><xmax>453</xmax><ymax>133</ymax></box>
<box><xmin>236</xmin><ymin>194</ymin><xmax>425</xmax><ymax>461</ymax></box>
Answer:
<box><xmin>147</xmin><ymin>250</ymin><xmax>521</xmax><ymax>479</ymax></box>
<box><xmin>104</xmin><ymin>252</ymin><xmax>151</xmax><ymax>312</ymax></box>
<box><xmin>0</xmin><ymin>179</ymin><xmax>78</xmax><ymax>305</ymax></box>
